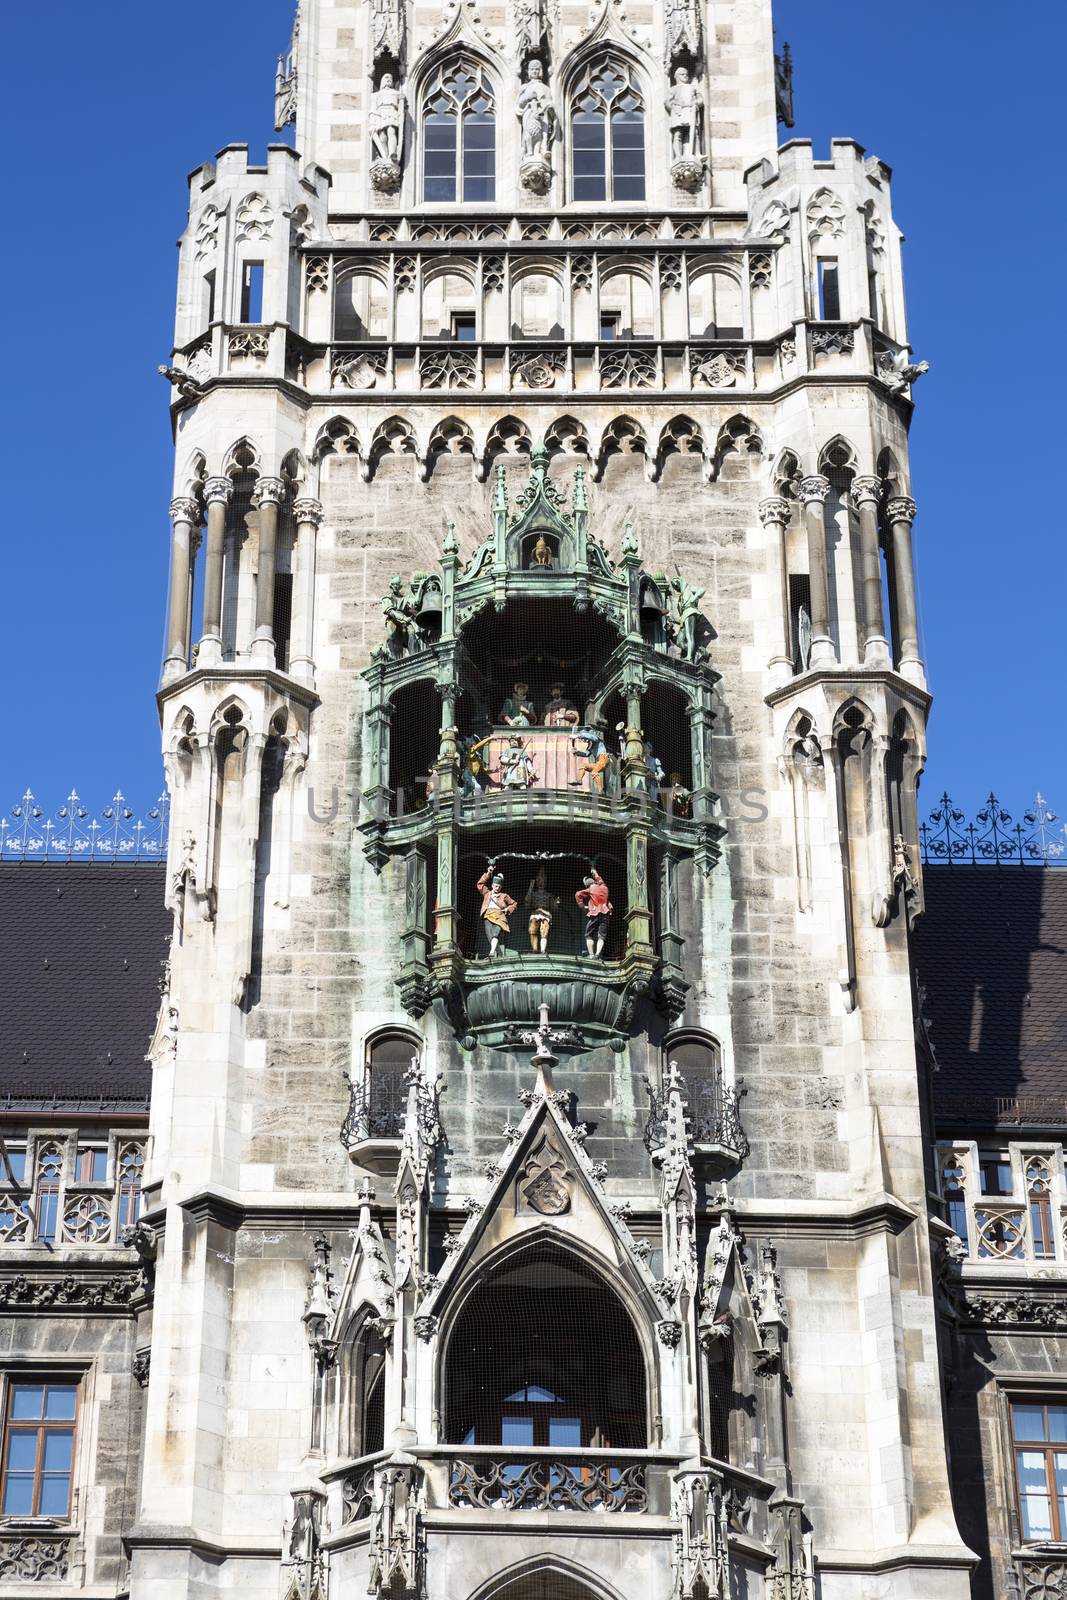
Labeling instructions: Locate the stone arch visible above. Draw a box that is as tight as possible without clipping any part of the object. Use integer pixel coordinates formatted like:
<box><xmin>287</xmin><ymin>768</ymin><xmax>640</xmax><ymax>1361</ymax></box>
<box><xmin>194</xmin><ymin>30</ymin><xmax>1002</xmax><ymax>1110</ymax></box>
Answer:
<box><xmin>713</xmin><ymin>413</ymin><xmax>763</xmax><ymax>478</ymax></box>
<box><xmin>544</xmin><ymin>415</ymin><xmax>590</xmax><ymax>458</ymax></box>
<box><xmin>770</xmin><ymin>446</ymin><xmax>800</xmax><ymax>498</ymax></box>
<box><xmin>367</xmin><ymin>415</ymin><xmax>420</xmax><ymax>479</ymax></box>
<box><xmin>473</xmin><ymin>1558</ymin><xmax>628</xmax><ymax>1600</ymax></box>
<box><xmin>510</xmin><ymin>259</ymin><xmax>567</xmax><ymax>340</ymax></box>
<box><xmin>876</xmin><ymin>445</ymin><xmax>907</xmax><ymax>497</ymax></box>
<box><xmin>817</xmin><ymin>434</ymin><xmax>858</xmax><ymax>476</ymax></box>
<box><xmin>480</xmin><ymin>415</ymin><xmax>532</xmax><ymax>480</ymax></box>
<box><xmin>594</xmin><ymin>414</ymin><xmax>649</xmax><ymax>481</ymax></box>
<box><xmin>411</xmin><ymin>32</ymin><xmax>503</xmax><ymax>207</ymax></box>
<box><xmin>686</xmin><ymin>261</ymin><xmax>745</xmax><ymax>339</ymax></box>
<box><xmin>427</xmin><ymin>416</ymin><xmax>476</xmax><ymax>474</ymax></box>
<box><xmin>334</xmin><ymin>261</ymin><xmax>391</xmax><ymax>341</ymax></box>
<box><xmin>421</xmin><ymin>256</ymin><xmax>479</xmax><ymax>339</ymax></box>
<box><xmin>222</xmin><ymin>437</ymin><xmax>260</xmax><ymax>478</ymax></box>
<box><xmin>179</xmin><ymin>450</ymin><xmax>207</xmax><ymax>500</ymax></box>
<box><xmin>314</xmin><ymin>416</ymin><xmax>361</xmax><ymax>461</ymax></box>
<box><xmin>438</xmin><ymin>1231</ymin><xmax>654</xmax><ymax>1451</ymax></box>
<box><xmin>654</xmin><ymin>414</ymin><xmax>707</xmax><ymax>482</ymax></box>
<box><xmin>333</xmin><ymin>1303</ymin><xmax>388</xmax><ymax>1462</ymax></box>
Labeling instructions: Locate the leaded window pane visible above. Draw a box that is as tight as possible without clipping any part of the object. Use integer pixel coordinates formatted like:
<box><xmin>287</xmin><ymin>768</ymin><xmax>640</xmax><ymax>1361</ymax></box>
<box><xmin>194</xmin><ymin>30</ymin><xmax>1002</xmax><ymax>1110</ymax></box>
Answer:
<box><xmin>422</xmin><ymin>58</ymin><xmax>496</xmax><ymax>204</ymax></box>
<box><xmin>570</xmin><ymin>54</ymin><xmax>645</xmax><ymax>202</ymax></box>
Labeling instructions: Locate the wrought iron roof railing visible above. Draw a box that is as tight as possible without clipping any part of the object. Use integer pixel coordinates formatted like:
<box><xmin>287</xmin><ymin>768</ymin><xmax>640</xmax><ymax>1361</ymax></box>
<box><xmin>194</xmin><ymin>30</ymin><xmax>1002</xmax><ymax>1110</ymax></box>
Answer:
<box><xmin>920</xmin><ymin>792</ymin><xmax>1066</xmax><ymax>867</ymax></box>
<box><xmin>0</xmin><ymin>791</ymin><xmax>169</xmax><ymax>864</ymax></box>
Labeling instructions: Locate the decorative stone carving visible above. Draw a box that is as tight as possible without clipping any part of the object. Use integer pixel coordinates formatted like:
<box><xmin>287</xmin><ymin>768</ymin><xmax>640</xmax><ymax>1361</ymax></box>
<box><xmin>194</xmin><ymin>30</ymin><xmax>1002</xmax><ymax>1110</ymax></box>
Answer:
<box><xmin>228</xmin><ymin>329</ymin><xmax>269</xmax><ymax>359</ymax></box>
<box><xmin>132</xmin><ymin>1350</ymin><xmax>151</xmax><ymax>1387</ymax></box>
<box><xmin>657</xmin><ymin>1318</ymin><xmax>683</xmax><ymax>1347</ymax></box>
<box><xmin>235</xmin><ymin>192</ymin><xmax>274</xmax><ymax>242</ymax></box>
<box><xmin>660</xmin><ymin>253</ymin><xmax>683</xmax><ymax>291</ymax></box>
<box><xmin>515</xmin><ymin>0</ymin><xmax>548</xmax><ymax>63</ymax></box>
<box><xmin>449</xmin><ymin>1457</ymin><xmax>648</xmax><ymax>1513</ymax></box>
<box><xmin>689</xmin><ymin>349</ymin><xmax>745</xmax><ymax>388</ymax></box>
<box><xmin>806</xmin><ymin>187</ymin><xmax>845</xmax><ymax>239</ymax></box>
<box><xmin>671</xmin><ymin>1471</ymin><xmax>729</xmax><ymax>1600</ymax></box>
<box><xmin>811</xmin><ymin>325</ymin><xmax>853</xmax><ymax>355</ymax></box>
<box><xmin>775</xmin><ymin>41</ymin><xmax>795</xmax><ymax>126</ymax></box>
<box><xmin>0</xmin><ymin>1538</ymin><xmax>71</xmax><ymax>1583</ymax></box>
<box><xmin>194</xmin><ymin>204</ymin><xmax>223</xmax><ymax>259</ymax></box>
<box><xmin>369</xmin><ymin>1464</ymin><xmax>423</xmax><ymax>1600</ymax></box>
<box><xmin>572</xmin><ymin>254</ymin><xmax>594</xmax><ymax>291</ymax></box>
<box><xmin>483</xmin><ymin>255</ymin><xmax>505</xmax><ymax>292</ymax></box>
<box><xmin>758</xmin><ymin>496</ymin><xmax>791</xmax><ymax>529</ymax></box>
<box><xmin>414</xmin><ymin>1314</ymin><xmax>438</xmax><ymax>1341</ymax></box>
<box><xmin>601</xmin><ymin>347</ymin><xmax>658</xmax><ymax>389</ymax></box>
<box><xmin>518</xmin><ymin>1130</ymin><xmax>571</xmax><ymax>1214</ymax></box>
<box><xmin>372</xmin><ymin>0</ymin><xmax>406</xmax><ymax>70</ymax></box>
<box><xmin>517</xmin><ymin>60</ymin><xmax>556</xmax><ymax>193</ymax></box>
<box><xmin>886</xmin><ymin>495</ymin><xmax>918</xmax><ymax>527</ymax></box>
<box><xmin>420</xmin><ymin>348</ymin><xmax>477</xmax><ymax>389</ymax></box>
<box><xmin>1017</xmin><ymin>1559</ymin><xmax>1067</xmax><ymax>1600</ymax></box>
<box><xmin>876</xmin><ymin>346</ymin><xmax>930</xmax><ymax>392</ymax></box>
<box><xmin>798</xmin><ymin>474</ymin><xmax>830</xmax><ymax>506</ymax></box>
<box><xmin>306</xmin><ymin>255</ymin><xmax>330</xmax><ymax>292</ymax></box>
<box><xmin>333</xmin><ymin>350</ymin><xmax>387</xmax><ymax>389</ymax></box>
<box><xmin>370</xmin><ymin>74</ymin><xmax>404</xmax><ymax>194</ymax></box>
<box><xmin>510</xmin><ymin>349</ymin><xmax>565</xmax><ymax>388</ymax></box>
<box><xmin>664</xmin><ymin>0</ymin><xmax>702</xmax><ymax>68</ymax></box>
<box><xmin>0</xmin><ymin>1271</ymin><xmax>145</xmax><ymax>1308</ymax></box>
<box><xmin>749</xmin><ymin>252</ymin><xmax>772</xmax><ymax>290</ymax></box>
<box><xmin>756</xmin><ymin>199</ymin><xmax>791</xmax><ymax>243</ymax></box>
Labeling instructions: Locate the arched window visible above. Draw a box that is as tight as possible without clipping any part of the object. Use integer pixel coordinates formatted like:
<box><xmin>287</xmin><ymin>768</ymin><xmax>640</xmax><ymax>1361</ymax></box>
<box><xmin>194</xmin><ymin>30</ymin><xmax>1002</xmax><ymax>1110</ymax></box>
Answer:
<box><xmin>665</xmin><ymin>1033</ymin><xmax>723</xmax><ymax>1146</ymax></box>
<box><xmin>510</xmin><ymin>272</ymin><xmax>565</xmax><ymax>339</ymax></box>
<box><xmin>365</xmin><ymin>1031</ymin><xmax>419</xmax><ymax>1139</ymax></box>
<box><xmin>334</xmin><ymin>271</ymin><xmax>389</xmax><ymax>340</ymax></box>
<box><xmin>571</xmin><ymin>57</ymin><xmax>646</xmax><ymax>203</ymax></box>
<box><xmin>445</xmin><ymin>1243</ymin><xmax>646</xmax><ymax>1449</ymax></box>
<box><xmin>423</xmin><ymin>59</ymin><xmax>496</xmax><ymax>203</ymax></box>
<box><xmin>687</xmin><ymin>271</ymin><xmax>744</xmax><ymax>339</ymax></box>
<box><xmin>1027</xmin><ymin>1155</ymin><xmax>1055</xmax><ymax>1259</ymax></box>
<box><xmin>599</xmin><ymin>270</ymin><xmax>653</xmax><ymax>339</ymax></box>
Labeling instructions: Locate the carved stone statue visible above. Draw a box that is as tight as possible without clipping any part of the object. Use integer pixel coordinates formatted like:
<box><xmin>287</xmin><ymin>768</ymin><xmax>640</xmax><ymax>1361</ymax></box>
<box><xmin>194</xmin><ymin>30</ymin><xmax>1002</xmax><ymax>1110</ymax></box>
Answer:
<box><xmin>369</xmin><ymin>74</ymin><xmax>404</xmax><ymax>193</ymax></box>
<box><xmin>575</xmin><ymin>866</ymin><xmax>613</xmax><ymax>959</ymax></box>
<box><xmin>665</xmin><ymin>67</ymin><xmax>705</xmax><ymax>188</ymax></box>
<box><xmin>517</xmin><ymin>61</ymin><xmax>556</xmax><ymax>193</ymax></box>
<box><xmin>477</xmin><ymin>866</ymin><xmax>517</xmax><ymax>958</ymax></box>
<box><xmin>525</xmin><ymin>865</ymin><xmax>558</xmax><ymax>953</ymax></box>
<box><xmin>531</xmin><ymin>533</ymin><xmax>553</xmax><ymax>567</ymax></box>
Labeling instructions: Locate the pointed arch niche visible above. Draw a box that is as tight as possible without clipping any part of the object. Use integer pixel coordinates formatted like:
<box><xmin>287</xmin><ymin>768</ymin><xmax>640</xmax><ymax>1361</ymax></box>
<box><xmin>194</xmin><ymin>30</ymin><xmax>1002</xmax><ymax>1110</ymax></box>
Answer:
<box><xmin>442</xmin><ymin>1239</ymin><xmax>648</xmax><ymax>1449</ymax></box>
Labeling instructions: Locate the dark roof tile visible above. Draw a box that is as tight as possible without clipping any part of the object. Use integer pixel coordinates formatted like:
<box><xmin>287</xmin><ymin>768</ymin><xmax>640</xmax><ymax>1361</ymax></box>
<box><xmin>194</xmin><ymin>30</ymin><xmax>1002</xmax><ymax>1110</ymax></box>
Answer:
<box><xmin>0</xmin><ymin>864</ymin><xmax>170</xmax><ymax>1101</ymax></box>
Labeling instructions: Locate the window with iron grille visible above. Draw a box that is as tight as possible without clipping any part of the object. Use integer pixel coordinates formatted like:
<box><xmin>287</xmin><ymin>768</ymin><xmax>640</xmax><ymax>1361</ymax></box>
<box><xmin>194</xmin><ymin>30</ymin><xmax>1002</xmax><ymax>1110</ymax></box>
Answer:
<box><xmin>367</xmin><ymin>1032</ymin><xmax>418</xmax><ymax>1139</ymax></box>
<box><xmin>1</xmin><ymin>1379</ymin><xmax>78</xmax><ymax>1519</ymax></box>
<box><xmin>665</xmin><ymin>1033</ymin><xmax>723</xmax><ymax>1145</ymax></box>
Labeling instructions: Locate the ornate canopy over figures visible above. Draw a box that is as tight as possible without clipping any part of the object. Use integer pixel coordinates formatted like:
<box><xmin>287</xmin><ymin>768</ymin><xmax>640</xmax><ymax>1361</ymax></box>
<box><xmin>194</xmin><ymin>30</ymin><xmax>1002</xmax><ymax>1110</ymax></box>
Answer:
<box><xmin>360</xmin><ymin>444</ymin><xmax>723</xmax><ymax>1047</ymax></box>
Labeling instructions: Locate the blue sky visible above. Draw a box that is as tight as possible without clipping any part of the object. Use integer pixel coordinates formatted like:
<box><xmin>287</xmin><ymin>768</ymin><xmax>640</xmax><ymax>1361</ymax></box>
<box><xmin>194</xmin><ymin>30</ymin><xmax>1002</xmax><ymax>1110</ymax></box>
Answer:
<box><xmin>1</xmin><ymin>1</ymin><xmax>1063</xmax><ymax>840</ymax></box>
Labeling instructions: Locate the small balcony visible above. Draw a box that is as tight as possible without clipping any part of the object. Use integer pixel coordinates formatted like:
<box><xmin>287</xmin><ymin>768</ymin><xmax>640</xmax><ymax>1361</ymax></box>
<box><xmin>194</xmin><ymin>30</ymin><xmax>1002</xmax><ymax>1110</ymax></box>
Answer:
<box><xmin>645</xmin><ymin>1076</ymin><xmax>749</xmax><ymax>1170</ymax></box>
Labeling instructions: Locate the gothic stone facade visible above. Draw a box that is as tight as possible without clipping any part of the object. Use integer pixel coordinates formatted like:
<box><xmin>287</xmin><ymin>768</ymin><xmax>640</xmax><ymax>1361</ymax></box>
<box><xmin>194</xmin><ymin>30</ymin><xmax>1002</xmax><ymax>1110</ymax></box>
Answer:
<box><xmin>1</xmin><ymin>1</ymin><xmax>1025</xmax><ymax>1598</ymax></box>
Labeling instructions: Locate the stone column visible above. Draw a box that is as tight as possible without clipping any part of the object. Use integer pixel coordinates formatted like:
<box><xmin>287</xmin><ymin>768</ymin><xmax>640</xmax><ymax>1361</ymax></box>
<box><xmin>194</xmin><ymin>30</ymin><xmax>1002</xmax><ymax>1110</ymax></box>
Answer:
<box><xmin>252</xmin><ymin>476</ymin><xmax>286</xmax><ymax>663</ymax></box>
<box><xmin>289</xmin><ymin>496</ymin><xmax>323</xmax><ymax>685</ymax></box>
<box><xmin>758</xmin><ymin>495</ymin><xmax>793</xmax><ymax>683</ymax></box>
<box><xmin>199</xmin><ymin>476</ymin><xmax>232</xmax><ymax>668</ymax></box>
<box><xmin>852</xmin><ymin>476</ymin><xmax>891</xmax><ymax>667</ymax></box>
<box><xmin>886</xmin><ymin>496</ymin><xmax>923</xmax><ymax>682</ymax></box>
<box><xmin>163</xmin><ymin>497</ymin><xmax>200</xmax><ymax>682</ymax></box>
<box><xmin>798</xmin><ymin>475</ymin><xmax>835</xmax><ymax>666</ymax></box>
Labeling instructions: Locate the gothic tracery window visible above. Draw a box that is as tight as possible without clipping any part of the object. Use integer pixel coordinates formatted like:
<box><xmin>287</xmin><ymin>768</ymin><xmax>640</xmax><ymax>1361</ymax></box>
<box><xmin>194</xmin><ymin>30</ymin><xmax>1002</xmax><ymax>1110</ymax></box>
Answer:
<box><xmin>422</xmin><ymin>59</ymin><xmax>496</xmax><ymax>203</ymax></box>
<box><xmin>571</xmin><ymin>56</ymin><xmax>646</xmax><ymax>203</ymax></box>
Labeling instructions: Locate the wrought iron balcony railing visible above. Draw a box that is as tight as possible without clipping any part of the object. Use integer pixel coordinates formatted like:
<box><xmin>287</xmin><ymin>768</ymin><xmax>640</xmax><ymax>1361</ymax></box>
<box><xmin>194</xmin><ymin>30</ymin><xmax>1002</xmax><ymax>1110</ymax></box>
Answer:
<box><xmin>447</xmin><ymin>1452</ymin><xmax>648</xmax><ymax>1514</ymax></box>
<box><xmin>340</xmin><ymin>1079</ymin><xmax>406</xmax><ymax>1148</ymax></box>
<box><xmin>645</xmin><ymin>1076</ymin><xmax>749</xmax><ymax>1162</ymax></box>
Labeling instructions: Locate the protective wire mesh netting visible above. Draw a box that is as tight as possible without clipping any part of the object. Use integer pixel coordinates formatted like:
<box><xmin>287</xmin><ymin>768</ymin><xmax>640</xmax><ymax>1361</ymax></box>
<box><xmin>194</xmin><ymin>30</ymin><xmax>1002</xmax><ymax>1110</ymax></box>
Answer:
<box><xmin>388</xmin><ymin>596</ymin><xmax>696</xmax><ymax>959</ymax></box>
<box><xmin>442</xmin><ymin>1243</ymin><xmax>651</xmax><ymax>1514</ymax></box>
<box><xmin>444</xmin><ymin>1242</ymin><xmax>646</xmax><ymax>1447</ymax></box>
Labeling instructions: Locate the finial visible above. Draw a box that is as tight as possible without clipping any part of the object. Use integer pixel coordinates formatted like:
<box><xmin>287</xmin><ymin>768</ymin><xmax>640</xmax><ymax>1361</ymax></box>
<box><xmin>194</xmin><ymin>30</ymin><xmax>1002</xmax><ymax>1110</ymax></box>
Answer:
<box><xmin>573</xmin><ymin>466</ymin><xmax>587</xmax><ymax>513</ymax></box>
<box><xmin>494</xmin><ymin>462</ymin><xmax>508</xmax><ymax>513</ymax></box>
<box><xmin>530</xmin><ymin>439</ymin><xmax>549</xmax><ymax>475</ymax></box>
<box><xmin>622</xmin><ymin>519</ymin><xmax>638</xmax><ymax>557</ymax></box>
<box><xmin>443</xmin><ymin>519</ymin><xmax>458</xmax><ymax>557</ymax></box>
